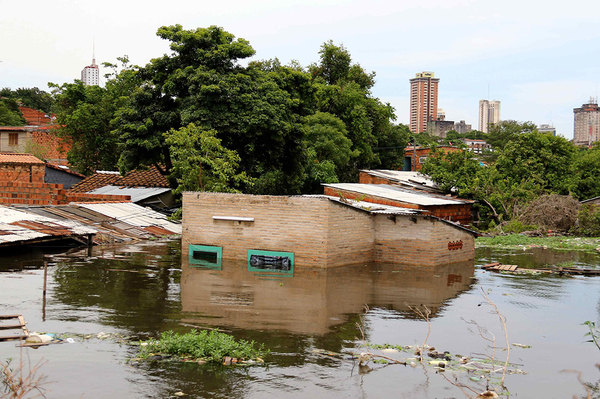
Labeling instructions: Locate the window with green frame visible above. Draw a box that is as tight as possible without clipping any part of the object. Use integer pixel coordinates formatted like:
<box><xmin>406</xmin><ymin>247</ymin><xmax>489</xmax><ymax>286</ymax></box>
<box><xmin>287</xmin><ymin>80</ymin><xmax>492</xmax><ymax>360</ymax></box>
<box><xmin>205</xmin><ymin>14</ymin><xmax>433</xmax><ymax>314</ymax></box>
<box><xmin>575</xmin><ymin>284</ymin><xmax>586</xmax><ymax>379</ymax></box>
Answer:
<box><xmin>189</xmin><ymin>245</ymin><xmax>222</xmax><ymax>269</ymax></box>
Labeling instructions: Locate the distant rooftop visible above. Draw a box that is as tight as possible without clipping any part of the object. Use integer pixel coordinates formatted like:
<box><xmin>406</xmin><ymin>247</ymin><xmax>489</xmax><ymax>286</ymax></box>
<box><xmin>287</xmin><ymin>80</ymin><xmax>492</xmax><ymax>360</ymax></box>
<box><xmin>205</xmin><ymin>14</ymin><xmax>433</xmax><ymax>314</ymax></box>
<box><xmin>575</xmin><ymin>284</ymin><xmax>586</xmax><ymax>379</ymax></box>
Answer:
<box><xmin>70</xmin><ymin>165</ymin><xmax>170</xmax><ymax>193</ymax></box>
<box><xmin>0</xmin><ymin>153</ymin><xmax>44</xmax><ymax>165</ymax></box>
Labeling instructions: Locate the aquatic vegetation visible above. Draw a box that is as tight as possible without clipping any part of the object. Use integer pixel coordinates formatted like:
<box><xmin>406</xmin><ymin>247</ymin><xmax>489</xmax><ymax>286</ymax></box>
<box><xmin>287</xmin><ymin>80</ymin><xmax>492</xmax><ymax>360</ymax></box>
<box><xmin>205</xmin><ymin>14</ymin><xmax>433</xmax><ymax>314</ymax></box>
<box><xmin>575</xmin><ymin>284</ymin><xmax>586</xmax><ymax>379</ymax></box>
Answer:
<box><xmin>584</xmin><ymin>321</ymin><xmax>600</xmax><ymax>351</ymax></box>
<box><xmin>476</xmin><ymin>235</ymin><xmax>600</xmax><ymax>252</ymax></box>
<box><xmin>137</xmin><ymin>330</ymin><xmax>268</xmax><ymax>364</ymax></box>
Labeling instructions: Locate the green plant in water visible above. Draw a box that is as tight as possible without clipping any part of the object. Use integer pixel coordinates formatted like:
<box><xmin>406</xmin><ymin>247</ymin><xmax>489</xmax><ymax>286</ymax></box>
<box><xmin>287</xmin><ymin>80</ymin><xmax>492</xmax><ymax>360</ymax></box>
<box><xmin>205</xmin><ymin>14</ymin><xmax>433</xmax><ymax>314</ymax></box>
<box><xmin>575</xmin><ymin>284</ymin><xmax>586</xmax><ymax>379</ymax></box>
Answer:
<box><xmin>583</xmin><ymin>321</ymin><xmax>600</xmax><ymax>350</ymax></box>
<box><xmin>138</xmin><ymin>330</ymin><xmax>268</xmax><ymax>364</ymax></box>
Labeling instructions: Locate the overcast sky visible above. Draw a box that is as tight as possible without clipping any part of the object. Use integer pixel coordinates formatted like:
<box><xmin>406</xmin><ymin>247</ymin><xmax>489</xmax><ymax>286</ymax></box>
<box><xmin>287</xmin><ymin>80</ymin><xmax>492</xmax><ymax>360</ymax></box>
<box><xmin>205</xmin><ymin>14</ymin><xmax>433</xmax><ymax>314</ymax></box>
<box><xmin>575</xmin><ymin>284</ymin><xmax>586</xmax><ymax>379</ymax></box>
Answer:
<box><xmin>1</xmin><ymin>0</ymin><xmax>599</xmax><ymax>138</ymax></box>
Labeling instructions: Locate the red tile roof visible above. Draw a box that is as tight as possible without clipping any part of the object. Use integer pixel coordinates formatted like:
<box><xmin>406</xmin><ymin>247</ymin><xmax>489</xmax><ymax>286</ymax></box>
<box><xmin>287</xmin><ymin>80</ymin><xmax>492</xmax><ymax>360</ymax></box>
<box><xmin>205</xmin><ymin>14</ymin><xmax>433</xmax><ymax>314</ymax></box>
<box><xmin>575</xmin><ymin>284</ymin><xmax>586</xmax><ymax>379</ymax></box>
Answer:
<box><xmin>70</xmin><ymin>166</ymin><xmax>170</xmax><ymax>192</ymax></box>
<box><xmin>0</xmin><ymin>153</ymin><xmax>44</xmax><ymax>164</ymax></box>
<box><xmin>18</xmin><ymin>106</ymin><xmax>53</xmax><ymax>126</ymax></box>
<box><xmin>118</xmin><ymin>165</ymin><xmax>170</xmax><ymax>188</ymax></box>
<box><xmin>70</xmin><ymin>172</ymin><xmax>121</xmax><ymax>192</ymax></box>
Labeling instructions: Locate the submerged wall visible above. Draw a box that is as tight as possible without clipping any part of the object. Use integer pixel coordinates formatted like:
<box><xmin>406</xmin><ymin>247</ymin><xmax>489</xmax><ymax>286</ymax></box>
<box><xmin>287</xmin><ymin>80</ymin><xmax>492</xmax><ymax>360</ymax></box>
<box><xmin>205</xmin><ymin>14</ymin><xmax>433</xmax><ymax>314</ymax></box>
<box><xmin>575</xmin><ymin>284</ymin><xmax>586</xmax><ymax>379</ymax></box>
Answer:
<box><xmin>182</xmin><ymin>192</ymin><xmax>474</xmax><ymax>268</ymax></box>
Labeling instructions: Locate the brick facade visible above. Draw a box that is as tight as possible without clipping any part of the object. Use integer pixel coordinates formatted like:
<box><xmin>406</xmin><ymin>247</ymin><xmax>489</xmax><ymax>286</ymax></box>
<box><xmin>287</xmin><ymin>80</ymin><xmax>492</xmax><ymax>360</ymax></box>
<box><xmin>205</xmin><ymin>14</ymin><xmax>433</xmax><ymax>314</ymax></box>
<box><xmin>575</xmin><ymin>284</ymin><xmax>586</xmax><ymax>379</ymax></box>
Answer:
<box><xmin>182</xmin><ymin>192</ymin><xmax>475</xmax><ymax>268</ymax></box>
<box><xmin>0</xmin><ymin>163</ymin><xmax>45</xmax><ymax>183</ymax></box>
<box><xmin>0</xmin><ymin>181</ymin><xmax>130</xmax><ymax>205</ymax></box>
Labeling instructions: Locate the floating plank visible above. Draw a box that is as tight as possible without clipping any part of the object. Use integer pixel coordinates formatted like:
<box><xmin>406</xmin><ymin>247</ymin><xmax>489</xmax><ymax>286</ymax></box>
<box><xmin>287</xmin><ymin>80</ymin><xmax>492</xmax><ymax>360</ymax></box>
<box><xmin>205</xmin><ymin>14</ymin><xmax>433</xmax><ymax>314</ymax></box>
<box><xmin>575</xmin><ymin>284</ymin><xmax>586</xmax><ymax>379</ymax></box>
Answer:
<box><xmin>0</xmin><ymin>314</ymin><xmax>29</xmax><ymax>342</ymax></box>
<box><xmin>482</xmin><ymin>264</ymin><xmax>600</xmax><ymax>277</ymax></box>
<box><xmin>482</xmin><ymin>262</ymin><xmax>500</xmax><ymax>269</ymax></box>
<box><xmin>0</xmin><ymin>314</ymin><xmax>21</xmax><ymax>319</ymax></box>
<box><xmin>0</xmin><ymin>325</ymin><xmax>24</xmax><ymax>330</ymax></box>
<box><xmin>0</xmin><ymin>335</ymin><xmax>28</xmax><ymax>342</ymax></box>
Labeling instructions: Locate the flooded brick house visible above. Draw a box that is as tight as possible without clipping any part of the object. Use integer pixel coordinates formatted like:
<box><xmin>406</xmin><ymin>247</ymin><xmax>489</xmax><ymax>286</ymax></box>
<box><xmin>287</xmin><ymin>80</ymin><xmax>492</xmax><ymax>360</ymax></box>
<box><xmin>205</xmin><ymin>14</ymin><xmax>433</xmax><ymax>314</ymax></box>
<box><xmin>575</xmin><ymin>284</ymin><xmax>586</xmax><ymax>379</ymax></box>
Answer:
<box><xmin>182</xmin><ymin>192</ymin><xmax>476</xmax><ymax>270</ymax></box>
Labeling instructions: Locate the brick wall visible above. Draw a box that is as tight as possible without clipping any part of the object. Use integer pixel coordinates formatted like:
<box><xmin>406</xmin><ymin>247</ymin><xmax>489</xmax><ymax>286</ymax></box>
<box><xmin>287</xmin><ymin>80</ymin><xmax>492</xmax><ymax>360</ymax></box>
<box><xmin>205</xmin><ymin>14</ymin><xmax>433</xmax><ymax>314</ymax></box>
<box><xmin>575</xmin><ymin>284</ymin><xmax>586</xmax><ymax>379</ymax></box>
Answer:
<box><xmin>325</xmin><ymin>201</ymin><xmax>374</xmax><ymax>266</ymax></box>
<box><xmin>374</xmin><ymin>214</ymin><xmax>474</xmax><ymax>265</ymax></box>
<box><xmin>358</xmin><ymin>173</ymin><xmax>391</xmax><ymax>185</ymax></box>
<box><xmin>183</xmin><ymin>193</ymin><xmax>334</xmax><ymax>266</ymax></box>
<box><xmin>0</xmin><ymin>181</ymin><xmax>130</xmax><ymax>205</ymax></box>
<box><xmin>182</xmin><ymin>192</ymin><xmax>475</xmax><ymax>268</ymax></box>
<box><xmin>0</xmin><ymin>164</ymin><xmax>45</xmax><ymax>183</ymax></box>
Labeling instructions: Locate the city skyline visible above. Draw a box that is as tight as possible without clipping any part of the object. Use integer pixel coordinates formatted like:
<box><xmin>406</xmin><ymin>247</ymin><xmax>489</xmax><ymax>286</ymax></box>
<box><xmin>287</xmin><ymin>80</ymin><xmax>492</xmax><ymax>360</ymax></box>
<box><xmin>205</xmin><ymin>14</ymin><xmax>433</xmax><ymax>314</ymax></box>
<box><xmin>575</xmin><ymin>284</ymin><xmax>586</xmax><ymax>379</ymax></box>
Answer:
<box><xmin>2</xmin><ymin>0</ymin><xmax>599</xmax><ymax>139</ymax></box>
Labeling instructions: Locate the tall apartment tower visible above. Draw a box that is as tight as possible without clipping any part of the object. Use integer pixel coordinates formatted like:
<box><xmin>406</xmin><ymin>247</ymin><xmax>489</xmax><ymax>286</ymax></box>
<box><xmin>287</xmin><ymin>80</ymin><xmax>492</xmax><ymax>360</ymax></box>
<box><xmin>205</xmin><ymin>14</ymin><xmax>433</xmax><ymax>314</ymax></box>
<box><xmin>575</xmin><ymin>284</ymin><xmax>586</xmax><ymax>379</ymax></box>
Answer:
<box><xmin>574</xmin><ymin>98</ymin><xmax>600</xmax><ymax>146</ymax></box>
<box><xmin>81</xmin><ymin>57</ymin><xmax>99</xmax><ymax>86</ymax></box>
<box><xmin>478</xmin><ymin>100</ymin><xmax>501</xmax><ymax>133</ymax></box>
<box><xmin>409</xmin><ymin>72</ymin><xmax>439</xmax><ymax>133</ymax></box>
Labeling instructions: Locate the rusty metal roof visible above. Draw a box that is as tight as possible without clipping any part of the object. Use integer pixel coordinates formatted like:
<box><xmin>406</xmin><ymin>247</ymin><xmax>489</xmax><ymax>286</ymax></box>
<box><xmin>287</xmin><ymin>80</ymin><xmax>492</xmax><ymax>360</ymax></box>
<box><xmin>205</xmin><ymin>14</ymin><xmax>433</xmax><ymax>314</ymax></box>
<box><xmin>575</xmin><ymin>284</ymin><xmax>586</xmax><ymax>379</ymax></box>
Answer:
<box><xmin>77</xmin><ymin>202</ymin><xmax>181</xmax><ymax>235</ymax></box>
<box><xmin>19</xmin><ymin>203</ymin><xmax>180</xmax><ymax>242</ymax></box>
<box><xmin>0</xmin><ymin>205</ymin><xmax>96</xmax><ymax>247</ymax></box>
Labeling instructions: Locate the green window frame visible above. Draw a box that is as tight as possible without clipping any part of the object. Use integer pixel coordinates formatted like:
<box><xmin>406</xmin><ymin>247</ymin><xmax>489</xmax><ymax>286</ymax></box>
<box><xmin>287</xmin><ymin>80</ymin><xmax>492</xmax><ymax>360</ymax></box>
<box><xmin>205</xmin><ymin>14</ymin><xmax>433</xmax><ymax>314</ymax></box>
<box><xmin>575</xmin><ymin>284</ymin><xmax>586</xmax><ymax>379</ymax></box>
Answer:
<box><xmin>188</xmin><ymin>245</ymin><xmax>222</xmax><ymax>269</ymax></box>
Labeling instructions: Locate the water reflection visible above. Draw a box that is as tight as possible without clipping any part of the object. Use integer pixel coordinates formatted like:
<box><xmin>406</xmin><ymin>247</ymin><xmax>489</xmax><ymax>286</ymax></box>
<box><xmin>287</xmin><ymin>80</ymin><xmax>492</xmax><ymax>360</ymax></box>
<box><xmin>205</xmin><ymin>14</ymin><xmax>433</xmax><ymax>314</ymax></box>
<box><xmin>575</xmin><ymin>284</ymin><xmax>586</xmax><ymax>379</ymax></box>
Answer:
<box><xmin>180</xmin><ymin>258</ymin><xmax>476</xmax><ymax>335</ymax></box>
<box><xmin>48</xmin><ymin>240</ymin><xmax>182</xmax><ymax>335</ymax></box>
<box><xmin>1</xmin><ymin>240</ymin><xmax>599</xmax><ymax>398</ymax></box>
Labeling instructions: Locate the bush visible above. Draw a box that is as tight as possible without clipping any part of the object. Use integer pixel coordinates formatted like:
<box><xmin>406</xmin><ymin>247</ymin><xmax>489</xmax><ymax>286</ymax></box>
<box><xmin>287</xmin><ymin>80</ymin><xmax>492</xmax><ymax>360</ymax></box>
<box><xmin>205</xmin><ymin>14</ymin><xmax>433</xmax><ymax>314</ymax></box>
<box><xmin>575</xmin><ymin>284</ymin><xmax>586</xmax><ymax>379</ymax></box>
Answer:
<box><xmin>571</xmin><ymin>205</ymin><xmax>600</xmax><ymax>237</ymax></box>
<box><xmin>519</xmin><ymin>194</ymin><xmax>580</xmax><ymax>232</ymax></box>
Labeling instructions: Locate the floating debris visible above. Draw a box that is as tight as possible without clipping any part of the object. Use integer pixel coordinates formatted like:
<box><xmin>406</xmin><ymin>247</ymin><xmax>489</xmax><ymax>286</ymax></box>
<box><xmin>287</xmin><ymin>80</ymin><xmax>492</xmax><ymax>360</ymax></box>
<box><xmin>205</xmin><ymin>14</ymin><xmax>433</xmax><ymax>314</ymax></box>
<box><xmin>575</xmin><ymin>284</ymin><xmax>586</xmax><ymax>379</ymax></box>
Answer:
<box><xmin>482</xmin><ymin>262</ymin><xmax>600</xmax><ymax>277</ymax></box>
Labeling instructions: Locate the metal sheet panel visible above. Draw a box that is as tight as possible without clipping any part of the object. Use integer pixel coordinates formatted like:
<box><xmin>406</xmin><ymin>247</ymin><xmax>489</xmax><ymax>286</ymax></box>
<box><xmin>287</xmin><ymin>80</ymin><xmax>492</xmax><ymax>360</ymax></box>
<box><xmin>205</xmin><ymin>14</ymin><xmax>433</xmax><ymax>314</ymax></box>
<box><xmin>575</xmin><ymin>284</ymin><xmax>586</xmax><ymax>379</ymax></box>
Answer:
<box><xmin>323</xmin><ymin>183</ymin><xmax>466</xmax><ymax>206</ymax></box>
<box><xmin>77</xmin><ymin>203</ymin><xmax>181</xmax><ymax>234</ymax></box>
<box><xmin>88</xmin><ymin>186</ymin><xmax>171</xmax><ymax>203</ymax></box>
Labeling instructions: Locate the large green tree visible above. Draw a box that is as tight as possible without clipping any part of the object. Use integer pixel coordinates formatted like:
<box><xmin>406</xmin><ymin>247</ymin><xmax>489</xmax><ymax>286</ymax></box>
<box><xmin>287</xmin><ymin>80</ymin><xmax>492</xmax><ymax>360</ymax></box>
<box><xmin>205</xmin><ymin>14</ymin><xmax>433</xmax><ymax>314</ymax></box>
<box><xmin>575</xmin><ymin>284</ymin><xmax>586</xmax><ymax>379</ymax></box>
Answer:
<box><xmin>164</xmin><ymin>123</ymin><xmax>252</xmax><ymax>194</ymax></box>
<box><xmin>310</xmin><ymin>42</ymin><xmax>399</xmax><ymax>179</ymax></box>
<box><xmin>116</xmin><ymin>25</ymin><xmax>306</xmax><ymax>193</ymax></box>
<box><xmin>487</xmin><ymin>120</ymin><xmax>537</xmax><ymax>150</ymax></box>
<box><xmin>572</xmin><ymin>144</ymin><xmax>600</xmax><ymax>200</ymax></box>
<box><xmin>495</xmin><ymin>131</ymin><xmax>576</xmax><ymax>194</ymax></box>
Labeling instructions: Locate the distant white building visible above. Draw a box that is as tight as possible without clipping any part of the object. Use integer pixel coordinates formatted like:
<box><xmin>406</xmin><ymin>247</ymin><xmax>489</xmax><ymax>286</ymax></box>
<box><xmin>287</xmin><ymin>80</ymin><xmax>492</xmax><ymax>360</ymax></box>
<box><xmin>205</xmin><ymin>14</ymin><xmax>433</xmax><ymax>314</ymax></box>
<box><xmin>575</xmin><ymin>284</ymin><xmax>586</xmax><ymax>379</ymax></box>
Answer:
<box><xmin>538</xmin><ymin>124</ymin><xmax>556</xmax><ymax>136</ymax></box>
<box><xmin>478</xmin><ymin>100</ymin><xmax>501</xmax><ymax>133</ymax></box>
<box><xmin>81</xmin><ymin>57</ymin><xmax>99</xmax><ymax>86</ymax></box>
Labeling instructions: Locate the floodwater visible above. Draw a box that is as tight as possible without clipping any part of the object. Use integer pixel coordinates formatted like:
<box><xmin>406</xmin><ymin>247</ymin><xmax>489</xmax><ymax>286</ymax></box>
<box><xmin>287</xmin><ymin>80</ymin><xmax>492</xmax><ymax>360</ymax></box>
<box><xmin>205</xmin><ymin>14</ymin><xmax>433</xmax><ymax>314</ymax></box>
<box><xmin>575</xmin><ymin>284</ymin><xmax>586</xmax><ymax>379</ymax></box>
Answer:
<box><xmin>0</xmin><ymin>240</ymin><xmax>599</xmax><ymax>398</ymax></box>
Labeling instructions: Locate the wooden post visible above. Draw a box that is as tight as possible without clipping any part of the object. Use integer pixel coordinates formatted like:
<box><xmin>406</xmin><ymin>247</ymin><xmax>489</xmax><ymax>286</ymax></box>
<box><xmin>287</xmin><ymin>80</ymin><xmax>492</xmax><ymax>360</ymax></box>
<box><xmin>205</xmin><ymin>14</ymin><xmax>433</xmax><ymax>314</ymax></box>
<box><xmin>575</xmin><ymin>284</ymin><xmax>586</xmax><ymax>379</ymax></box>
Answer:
<box><xmin>42</xmin><ymin>260</ymin><xmax>47</xmax><ymax>321</ymax></box>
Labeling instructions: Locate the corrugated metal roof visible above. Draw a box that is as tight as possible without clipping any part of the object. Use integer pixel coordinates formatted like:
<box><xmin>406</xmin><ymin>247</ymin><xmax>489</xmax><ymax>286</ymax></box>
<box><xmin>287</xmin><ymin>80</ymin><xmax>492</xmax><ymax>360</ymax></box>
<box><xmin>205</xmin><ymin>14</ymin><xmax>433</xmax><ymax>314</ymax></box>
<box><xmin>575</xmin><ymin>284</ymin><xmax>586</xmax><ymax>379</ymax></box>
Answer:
<box><xmin>321</xmin><ymin>195</ymin><xmax>421</xmax><ymax>215</ymax></box>
<box><xmin>361</xmin><ymin>170</ymin><xmax>438</xmax><ymax>189</ymax></box>
<box><xmin>323</xmin><ymin>183</ymin><xmax>467</xmax><ymax>206</ymax></box>
<box><xmin>88</xmin><ymin>186</ymin><xmax>171</xmax><ymax>203</ymax></box>
<box><xmin>0</xmin><ymin>205</ymin><xmax>96</xmax><ymax>246</ymax></box>
<box><xmin>77</xmin><ymin>202</ymin><xmax>181</xmax><ymax>234</ymax></box>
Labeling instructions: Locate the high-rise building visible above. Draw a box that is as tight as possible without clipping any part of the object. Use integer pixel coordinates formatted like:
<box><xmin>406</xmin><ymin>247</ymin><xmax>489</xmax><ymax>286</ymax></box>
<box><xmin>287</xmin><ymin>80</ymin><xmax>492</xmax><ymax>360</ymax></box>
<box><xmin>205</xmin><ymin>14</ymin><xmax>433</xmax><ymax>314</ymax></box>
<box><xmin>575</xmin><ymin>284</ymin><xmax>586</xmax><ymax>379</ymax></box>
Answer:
<box><xmin>478</xmin><ymin>100</ymin><xmax>501</xmax><ymax>133</ymax></box>
<box><xmin>81</xmin><ymin>57</ymin><xmax>99</xmax><ymax>86</ymax></box>
<box><xmin>574</xmin><ymin>98</ymin><xmax>600</xmax><ymax>146</ymax></box>
<box><xmin>409</xmin><ymin>72</ymin><xmax>439</xmax><ymax>133</ymax></box>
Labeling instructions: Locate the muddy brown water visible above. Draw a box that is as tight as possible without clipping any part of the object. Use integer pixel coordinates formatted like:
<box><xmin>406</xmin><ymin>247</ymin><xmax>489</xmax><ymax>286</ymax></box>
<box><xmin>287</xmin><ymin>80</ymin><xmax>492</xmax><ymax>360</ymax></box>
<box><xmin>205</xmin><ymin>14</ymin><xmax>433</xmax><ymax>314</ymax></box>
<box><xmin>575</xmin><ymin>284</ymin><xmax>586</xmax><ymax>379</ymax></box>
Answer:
<box><xmin>1</xmin><ymin>240</ymin><xmax>599</xmax><ymax>398</ymax></box>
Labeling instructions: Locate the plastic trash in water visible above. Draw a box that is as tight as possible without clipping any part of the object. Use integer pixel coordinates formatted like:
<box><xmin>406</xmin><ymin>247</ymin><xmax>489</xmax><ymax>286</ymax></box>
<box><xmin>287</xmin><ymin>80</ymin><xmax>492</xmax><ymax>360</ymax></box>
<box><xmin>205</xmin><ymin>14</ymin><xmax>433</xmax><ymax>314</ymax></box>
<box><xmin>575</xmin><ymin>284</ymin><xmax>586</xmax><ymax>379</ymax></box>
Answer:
<box><xmin>25</xmin><ymin>334</ymin><xmax>53</xmax><ymax>344</ymax></box>
<box><xmin>65</xmin><ymin>338</ymin><xmax>75</xmax><ymax>343</ymax></box>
